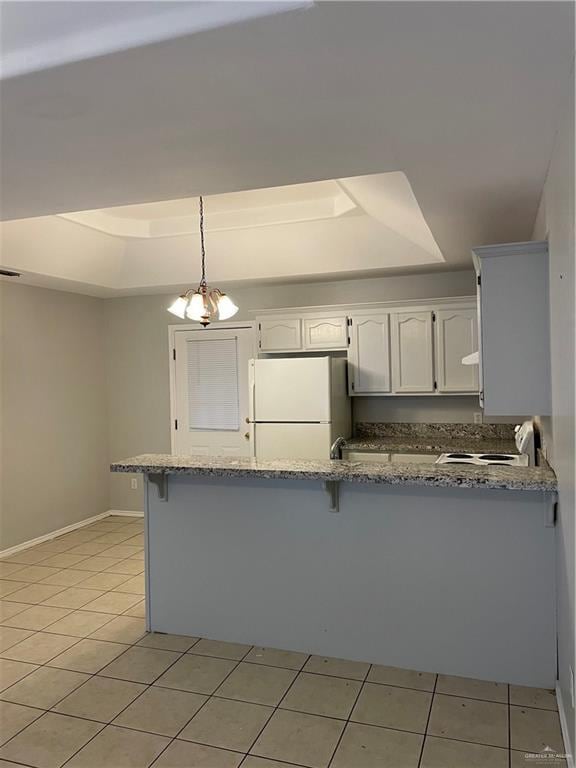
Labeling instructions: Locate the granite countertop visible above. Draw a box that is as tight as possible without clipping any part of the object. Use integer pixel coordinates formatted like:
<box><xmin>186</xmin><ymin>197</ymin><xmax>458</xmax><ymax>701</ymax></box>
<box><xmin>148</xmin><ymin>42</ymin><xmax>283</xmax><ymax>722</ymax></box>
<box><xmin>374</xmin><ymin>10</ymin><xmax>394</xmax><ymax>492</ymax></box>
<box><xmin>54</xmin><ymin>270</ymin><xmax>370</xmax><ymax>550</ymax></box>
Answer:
<box><xmin>343</xmin><ymin>437</ymin><xmax>519</xmax><ymax>454</ymax></box>
<box><xmin>111</xmin><ymin>453</ymin><xmax>557</xmax><ymax>492</ymax></box>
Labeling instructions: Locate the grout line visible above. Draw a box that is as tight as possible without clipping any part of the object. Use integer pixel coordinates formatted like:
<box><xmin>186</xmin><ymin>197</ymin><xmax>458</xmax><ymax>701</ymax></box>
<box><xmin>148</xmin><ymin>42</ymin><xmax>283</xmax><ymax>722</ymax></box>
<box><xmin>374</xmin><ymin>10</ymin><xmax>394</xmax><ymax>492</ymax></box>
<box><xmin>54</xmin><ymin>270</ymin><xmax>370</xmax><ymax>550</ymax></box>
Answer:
<box><xmin>417</xmin><ymin>671</ymin><xmax>438</xmax><ymax>767</ymax></box>
<box><xmin>325</xmin><ymin>661</ymin><xmax>373</xmax><ymax>768</ymax></box>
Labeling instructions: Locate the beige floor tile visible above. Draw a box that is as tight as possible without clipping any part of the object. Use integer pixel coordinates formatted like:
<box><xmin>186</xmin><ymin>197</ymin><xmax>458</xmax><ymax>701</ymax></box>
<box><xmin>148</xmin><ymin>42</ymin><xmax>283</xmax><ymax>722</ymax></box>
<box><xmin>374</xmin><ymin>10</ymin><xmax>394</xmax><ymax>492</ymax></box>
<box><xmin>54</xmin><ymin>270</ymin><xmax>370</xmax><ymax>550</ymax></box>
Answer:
<box><xmin>0</xmin><ymin>667</ymin><xmax>89</xmax><ymax>709</ymax></box>
<box><xmin>2</xmin><ymin>605</ymin><xmax>71</xmax><ymax>631</ymax></box>
<box><xmin>42</xmin><ymin>588</ymin><xmax>105</xmax><ymax>610</ymax></box>
<box><xmin>114</xmin><ymin>685</ymin><xmax>207</xmax><ymax>736</ymax></box>
<box><xmin>155</xmin><ymin>654</ymin><xmax>237</xmax><ymax>694</ymax></box>
<box><xmin>3</xmin><ymin>584</ymin><xmax>66</xmax><ymax>605</ymax></box>
<box><xmin>180</xmin><ymin>696</ymin><xmax>273</xmax><ymax>752</ymax></box>
<box><xmin>352</xmin><ymin>682</ymin><xmax>431</xmax><ymax>733</ymax></box>
<box><xmin>0</xmin><ymin>659</ymin><xmax>38</xmax><ymax>692</ymax></box>
<box><xmin>81</xmin><ymin>592</ymin><xmax>142</xmax><ymax>615</ymax></box>
<box><xmin>57</xmin><ymin>530</ymin><xmax>103</xmax><ymax>544</ymax></box>
<box><xmin>436</xmin><ymin>674</ymin><xmax>508</xmax><ymax>703</ymax></box>
<box><xmin>303</xmin><ymin>655</ymin><xmax>370</xmax><ymax>681</ymax></box>
<box><xmin>2</xmin><ymin>632</ymin><xmax>79</xmax><ymax>664</ymax></box>
<box><xmin>0</xmin><ymin>627</ymin><xmax>35</xmax><ymax>653</ymax></box>
<box><xmin>281</xmin><ymin>672</ymin><xmax>361</xmax><ymax>719</ymax></box>
<box><xmin>74</xmin><ymin>557</ymin><xmax>124</xmax><ymax>572</ymax></box>
<box><xmin>47</xmin><ymin>639</ymin><xmax>129</xmax><ymax>673</ymax></box>
<box><xmin>123</xmin><ymin>600</ymin><xmax>146</xmax><ymax>618</ymax></box>
<box><xmin>124</xmin><ymin>535</ymin><xmax>144</xmax><ymax>546</ymax></box>
<box><xmin>0</xmin><ymin>564</ymin><xmax>26</xmax><ymax>578</ymax></box>
<box><xmin>0</xmin><ymin>581</ymin><xmax>30</xmax><ymax>599</ymax></box>
<box><xmin>2</xmin><ymin>551</ymin><xmax>52</xmax><ymax>565</ymax></box>
<box><xmin>3</xmin><ymin>565</ymin><xmax>62</xmax><ymax>583</ymax></box>
<box><xmin>77</xmin><ymin>572</ymin><xmax>132</xmax><ymax>591</ymax></box>
<box><xmin>65</xmin><ymin>724</ymin><xmax>169</xmax><ymax>768</ymax></box>
<box><xmin>251</xmin><ymin>708</ymin><xmax>344</xmax><ymax>768</ymax></box>
<box><xmin>39</xmin><ymin>570</ymin><xmax>91</xmax><ymax>587</ymax></box>
<box><xmin>216</xmin><ymin>662</ymin><xmax>296</xmax><ymax>706</ymax></box>
<box><xmin>54</xmin><ymin>675</ymin><xmax>146</xmax><ymax>722</ymax></box>
<box><xmin>510</xmin><ymin>685</ymin><xmax>557</xmax><ymax>711</ymax></box>
<box><xmin>244</xmin><ymin>646</ymin><xmax>309</xmax><ymax>671</ymax></box>
<box><xmin>67</xmin><ymin>543</ymin><xmax>115</xmax><ymax>556</ymax></box>
<box><xmin>99</xmin><ymin>646</ymin><xmax>180</xmax><ymax>684</ymax></box>
<box><xmin>367</xmin><ymin>664</ymin><xmax>436</xmax><ymax>692</ymax></box>
<box><xmin>100</xmin><ymin>545</ymin><xmax>142</xmax><ymax>559</ymax></box>
<box><xmin>510</xmin><ymin>705</ymin><xmax>564</xmax><ymax>753</ymax></box>
<box><xmin>105</xmin><ymin>560</ymin><xmax>144</xmax><ymax>576</ymax></box>
<box><xmin>112</xmin><ymin>576</ymin><xmax>145</xmax><ymax>595</ymax></box>
<box><xmin>331</xmin><ymin>722</ymin><xmax>422</xmax><ymax>768</ymax></box>
<box><xmin>0</xmin><ymin>711</ymin><xmax>103</xmax><ymax>768</ymax></box>
<box><xmin>511</xmin><ymin>749</ymin><xmax>568</xmax><ymax>767</ymax></box>
<box><xmin>428</xmin><ymin>694</ymin><xmax>508</xmax><ymax>748</ymax></box>
<box><xmin>93</xmin><ymin>532</ymin><xmax>136</xmax><ymax>544</ymax></box>
<box><xmin>191</xmin><ymin>638</ymin><xmax>252</xmax><ymax>661</ymax></box>
<box><xmin>153</xmin><ymin>740</ymin><xmax>243</xmax><ymax>768</ymax></box>
<box><xmin>421</xmin><ymin>735</ymin><xmax>508</xmax><ymax>768</ymax></box>
<box><xmin>127</xmin><ymin>552</ymin><xmax>145</xmax><ymax>561</ymax></box>
<box><xmin>32</xmin><ymin>541</ymin><xmax>75</xmax><ymax>554</ymax></box>
<box><xmin>137</xmin><ymin>632</ymin><xmax>198</xmax><ymax>652</ymax></box>
<box><xmin>242</xmin><ymin>759</ymin><xmax>302</xmax><ymax>768</ymax></box>
<box><xmin>0</xmin><ymin>701</ymin><xmax>44</xmax><ymax>746</ymax></box>
<box><xmin>0</xmin><ymin>602</ymin><xmax>31</xmax><ymax>622</ymax></box>
<box><xmin>89</xmin><ymin>616</ymin><xmax>146</xmax><ymax>644</ymax></box>
<box><xmin>43</xmin><ymin>610</ymin><xmax>116</xmax><ymax>638</ymax></box>
<box><xmin>38</xmin><ymin>554</ymin><xmax>90</xmax><ymax>569</ymax></box>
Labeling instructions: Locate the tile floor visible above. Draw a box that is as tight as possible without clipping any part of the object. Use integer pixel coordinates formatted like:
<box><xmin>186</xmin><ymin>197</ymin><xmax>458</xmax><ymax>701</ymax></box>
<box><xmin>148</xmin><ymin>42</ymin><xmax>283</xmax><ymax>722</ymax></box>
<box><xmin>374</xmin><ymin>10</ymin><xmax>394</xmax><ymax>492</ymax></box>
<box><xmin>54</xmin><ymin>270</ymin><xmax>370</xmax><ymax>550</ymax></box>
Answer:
<box><xmin>0</xmin><ymin>515</ymin><xmax>567</xmax><ymax>768</ymax></box>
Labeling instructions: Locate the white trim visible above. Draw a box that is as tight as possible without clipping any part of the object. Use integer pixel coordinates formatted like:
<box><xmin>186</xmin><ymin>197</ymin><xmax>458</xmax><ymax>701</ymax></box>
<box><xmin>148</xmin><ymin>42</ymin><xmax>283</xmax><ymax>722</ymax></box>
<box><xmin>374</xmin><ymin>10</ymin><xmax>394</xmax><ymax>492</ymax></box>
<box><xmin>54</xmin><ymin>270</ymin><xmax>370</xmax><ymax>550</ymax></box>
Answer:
<box><xmin>251</xmin><ymin>296</ymin><xmax>477</xmax><ymax>318</ymax></box>
<box><xmin>556</xmin><ymin>682</ymin><xmax>575</xmax><ymax>768</ymax></box>
<box><xmin>0</xmin><ymin>510</ymin><xmax>145</xmax><ymax>559</ymax></box>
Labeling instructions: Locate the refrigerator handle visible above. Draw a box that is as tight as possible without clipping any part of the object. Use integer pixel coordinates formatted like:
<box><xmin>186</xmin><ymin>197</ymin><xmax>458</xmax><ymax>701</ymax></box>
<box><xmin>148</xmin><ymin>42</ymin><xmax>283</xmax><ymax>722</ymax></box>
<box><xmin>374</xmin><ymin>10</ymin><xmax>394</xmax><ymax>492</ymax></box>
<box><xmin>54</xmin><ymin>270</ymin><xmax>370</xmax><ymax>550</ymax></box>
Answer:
<box><xmin>248</xmin><ymin>361</ymin><xmax>256</xmax><ymax>457</ymax></box>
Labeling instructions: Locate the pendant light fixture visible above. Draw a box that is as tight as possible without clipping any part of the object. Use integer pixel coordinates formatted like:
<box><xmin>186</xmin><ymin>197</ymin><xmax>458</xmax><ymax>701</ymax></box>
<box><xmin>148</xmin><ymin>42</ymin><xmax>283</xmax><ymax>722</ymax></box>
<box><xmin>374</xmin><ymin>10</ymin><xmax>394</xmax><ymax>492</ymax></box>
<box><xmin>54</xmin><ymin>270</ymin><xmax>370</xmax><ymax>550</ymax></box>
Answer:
<box><xmin>167</xmin><ymin>196</ymin><xmax>238</xmax><ymax>326</ymax></box>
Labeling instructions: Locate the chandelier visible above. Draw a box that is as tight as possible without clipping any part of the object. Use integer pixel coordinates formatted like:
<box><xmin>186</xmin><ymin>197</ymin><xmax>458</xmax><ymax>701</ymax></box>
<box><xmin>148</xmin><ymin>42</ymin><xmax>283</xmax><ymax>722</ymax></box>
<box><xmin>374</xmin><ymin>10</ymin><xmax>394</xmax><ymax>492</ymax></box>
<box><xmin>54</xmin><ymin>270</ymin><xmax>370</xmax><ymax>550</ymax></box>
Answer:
<box><xmin>167</xmin><ymin>196</ymin><xmax>238</xmax><ymax>326</ymax></box>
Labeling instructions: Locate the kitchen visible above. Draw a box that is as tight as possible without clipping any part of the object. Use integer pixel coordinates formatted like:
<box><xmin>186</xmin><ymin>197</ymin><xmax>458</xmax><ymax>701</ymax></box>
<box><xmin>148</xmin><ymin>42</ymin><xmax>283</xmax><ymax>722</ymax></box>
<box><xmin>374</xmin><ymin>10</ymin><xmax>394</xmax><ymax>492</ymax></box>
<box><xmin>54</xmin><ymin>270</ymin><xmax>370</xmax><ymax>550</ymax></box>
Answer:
<box><xmin>0</xmin><ymin>3</ymin><xmax>574</xmax><ymax>768</ymax></box>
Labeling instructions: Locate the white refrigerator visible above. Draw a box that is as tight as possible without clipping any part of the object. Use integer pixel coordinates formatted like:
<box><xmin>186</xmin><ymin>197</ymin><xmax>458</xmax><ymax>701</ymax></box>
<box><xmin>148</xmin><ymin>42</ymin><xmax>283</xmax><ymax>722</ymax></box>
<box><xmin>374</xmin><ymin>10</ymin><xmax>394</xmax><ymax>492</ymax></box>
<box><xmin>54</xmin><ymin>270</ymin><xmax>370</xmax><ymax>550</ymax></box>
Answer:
<box><xmin>248</xmin><ymin>357</ymin><xmax>351</xmax><ymax>460</ymax></box>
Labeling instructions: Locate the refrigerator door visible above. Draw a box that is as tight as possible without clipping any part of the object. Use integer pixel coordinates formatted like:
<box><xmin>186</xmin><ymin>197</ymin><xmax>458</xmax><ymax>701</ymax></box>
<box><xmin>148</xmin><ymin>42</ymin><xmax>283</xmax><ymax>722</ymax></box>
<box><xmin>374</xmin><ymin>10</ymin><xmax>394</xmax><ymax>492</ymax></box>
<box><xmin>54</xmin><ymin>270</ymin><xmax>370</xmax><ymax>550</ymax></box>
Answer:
<box><xmin>252</xmin><ymin>357</ymin><xmax>331</xmax><ymax>422</ymax></box>
<box><xmin>255</xmin><ymin>423</ymin><xmax>332</xmax><ymax>460</ymax></box>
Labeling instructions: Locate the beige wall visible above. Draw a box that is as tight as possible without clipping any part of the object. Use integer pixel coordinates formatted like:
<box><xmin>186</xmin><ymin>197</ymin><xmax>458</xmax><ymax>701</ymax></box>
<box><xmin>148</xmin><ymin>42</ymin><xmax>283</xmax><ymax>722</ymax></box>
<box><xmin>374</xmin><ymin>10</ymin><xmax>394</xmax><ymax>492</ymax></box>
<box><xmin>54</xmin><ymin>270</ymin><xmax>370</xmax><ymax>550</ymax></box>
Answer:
<box><xmin>532</xmin><ymin>63</ymin><xmax>575</xmax><ymax>754</ymax></box>
<box><xmin>0</xmin><ymin>282</ymin><xmax>109</xmax><ymax>549</ymax></box>
<box><xmin>105</xmin><ymin>269</ymin><xmax>483</xmax><ymax>511</ymax></box>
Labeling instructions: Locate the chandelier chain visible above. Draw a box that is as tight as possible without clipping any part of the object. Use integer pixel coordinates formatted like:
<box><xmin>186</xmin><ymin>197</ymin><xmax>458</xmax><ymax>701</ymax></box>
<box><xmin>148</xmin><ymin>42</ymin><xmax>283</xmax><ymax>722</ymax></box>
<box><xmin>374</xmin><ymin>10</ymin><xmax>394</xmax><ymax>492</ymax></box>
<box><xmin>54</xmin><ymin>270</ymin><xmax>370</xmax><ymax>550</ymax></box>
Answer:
<box><xmin>199</xmin><ymin>195</ymin><xmax>207</xmax><ymax>287</ymax></box>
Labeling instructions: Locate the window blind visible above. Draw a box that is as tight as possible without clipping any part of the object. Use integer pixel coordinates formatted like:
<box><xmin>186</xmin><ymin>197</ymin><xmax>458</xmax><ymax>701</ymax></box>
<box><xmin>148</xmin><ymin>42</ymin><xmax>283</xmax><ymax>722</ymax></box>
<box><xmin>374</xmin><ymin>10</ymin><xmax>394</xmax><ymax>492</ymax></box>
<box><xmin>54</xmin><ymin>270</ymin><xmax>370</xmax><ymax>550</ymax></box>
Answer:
<box><xmin>186</xmin><ymin>337</ymin><xmax>240</xmax><ymax>431</ymax></box>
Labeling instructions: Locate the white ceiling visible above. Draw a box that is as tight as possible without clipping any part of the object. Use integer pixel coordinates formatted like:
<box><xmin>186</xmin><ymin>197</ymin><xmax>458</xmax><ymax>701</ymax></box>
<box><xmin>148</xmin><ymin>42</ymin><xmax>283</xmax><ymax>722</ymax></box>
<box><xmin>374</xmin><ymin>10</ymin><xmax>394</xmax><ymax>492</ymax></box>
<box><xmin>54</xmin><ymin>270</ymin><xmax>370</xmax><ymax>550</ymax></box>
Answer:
<box><xmin>0</xmin><ymin>1</ymin><xmax>573</xmax><ymax>288</ymax></box>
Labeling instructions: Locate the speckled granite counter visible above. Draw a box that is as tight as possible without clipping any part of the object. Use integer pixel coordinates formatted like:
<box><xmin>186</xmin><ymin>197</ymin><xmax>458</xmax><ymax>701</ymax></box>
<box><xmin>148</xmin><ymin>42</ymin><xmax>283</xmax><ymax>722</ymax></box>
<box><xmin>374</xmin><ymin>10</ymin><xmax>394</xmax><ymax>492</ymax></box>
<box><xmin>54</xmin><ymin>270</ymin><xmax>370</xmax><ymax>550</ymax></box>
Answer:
<box><xmin>111</xmin><ymin>453</ymin><xmax>556</xmax><ymax>492</ymax></box>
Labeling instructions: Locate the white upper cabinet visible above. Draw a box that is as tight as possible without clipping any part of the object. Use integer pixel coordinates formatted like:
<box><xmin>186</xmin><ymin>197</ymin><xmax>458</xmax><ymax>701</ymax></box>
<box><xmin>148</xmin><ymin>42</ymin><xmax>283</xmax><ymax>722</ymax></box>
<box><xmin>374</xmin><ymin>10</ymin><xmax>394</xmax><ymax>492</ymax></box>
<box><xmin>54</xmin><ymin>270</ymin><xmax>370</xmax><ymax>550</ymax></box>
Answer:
<box><xmin>435</xmin><ymin>309</ymin><xmax>479</xmax><ymax>393</ymax></box>
<box><xmin>348</xmin><ymin>314</ymin><xmax>391</xmax><ymax>394</ymax></box>
<box><xmin>303</xmin><ymin>317</ymin><xmax>348</xmax><ymax>350</ymax></box>
<box><xmin>259</xmin><ymin>318</ymin><xmax>302</xmax><ymax>352</ymax></box>
<box><xmin>391</xmin><ymin>311</ymin><xmax>435</xmax><ymax>393</ymax></box>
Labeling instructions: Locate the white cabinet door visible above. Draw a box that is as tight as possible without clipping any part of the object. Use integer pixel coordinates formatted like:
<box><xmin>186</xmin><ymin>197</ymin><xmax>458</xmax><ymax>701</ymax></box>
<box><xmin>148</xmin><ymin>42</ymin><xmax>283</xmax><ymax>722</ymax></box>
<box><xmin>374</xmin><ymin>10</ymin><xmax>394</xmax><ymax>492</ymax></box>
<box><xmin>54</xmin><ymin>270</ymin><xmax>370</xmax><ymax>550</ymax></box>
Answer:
<box><xmin>348</xmin><ymin>314</ymin><xmax>391</xmax><ymax>394</ymax></box>
<box><xmin>435</xmin><ymin>309</ymin><xmax>479</xmax><ymax>393</ymax></box>
<box><xmin>391</xmin><ymin>312</ymin><xmax>434</xmax><ymax>392</ymax></box>
<box><xmin>303</xmin><ymin>317</ymin><xmax>348</xmax><ymax>350</ymax></box>
<box><xmin>259</xmin><ymin>318</ymin><xmax>302</xmax><ymax>352</ymax></box>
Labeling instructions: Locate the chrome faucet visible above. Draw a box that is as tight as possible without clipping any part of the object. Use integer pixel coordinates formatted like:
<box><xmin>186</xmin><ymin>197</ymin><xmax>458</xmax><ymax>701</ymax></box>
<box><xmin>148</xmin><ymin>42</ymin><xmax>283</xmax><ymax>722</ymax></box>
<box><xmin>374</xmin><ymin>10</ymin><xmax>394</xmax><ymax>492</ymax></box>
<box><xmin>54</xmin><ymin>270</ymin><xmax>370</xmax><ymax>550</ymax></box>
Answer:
<box><xmin>330</xmin><ymin>436</ymin><xmax>347</xmax><ymax>460</ymax></box>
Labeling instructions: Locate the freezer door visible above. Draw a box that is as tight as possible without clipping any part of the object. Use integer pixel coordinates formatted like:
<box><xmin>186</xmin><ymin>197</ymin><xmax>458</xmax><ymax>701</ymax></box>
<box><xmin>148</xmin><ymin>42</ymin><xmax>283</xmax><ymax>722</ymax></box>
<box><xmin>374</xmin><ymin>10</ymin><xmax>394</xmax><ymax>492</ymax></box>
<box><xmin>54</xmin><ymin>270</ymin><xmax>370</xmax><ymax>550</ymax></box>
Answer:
<box><xmin>255</xmin><ymin>423</ymin><xmax>332</xmax><ymax>460</ymax></box>
<box><xmin>252</xmin><ymin>357</ymin><xmax>331</xmax><ymax>422</ymax></box>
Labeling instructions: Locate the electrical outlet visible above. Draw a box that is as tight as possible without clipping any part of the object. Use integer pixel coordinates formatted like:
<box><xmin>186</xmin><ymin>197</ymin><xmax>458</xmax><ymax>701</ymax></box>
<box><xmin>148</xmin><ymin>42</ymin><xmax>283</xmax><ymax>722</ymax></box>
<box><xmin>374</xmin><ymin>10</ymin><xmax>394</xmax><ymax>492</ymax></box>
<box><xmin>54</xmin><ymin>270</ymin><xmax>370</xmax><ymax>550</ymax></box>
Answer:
<box><xmin>473</xmin><ymin>412</ymin><xmax>482</xmax><ymax>424</ymax></box>
<box><xmin>130</xmin><ymin>478</ymin><xmax>138</xmax><ymax>490</ymax></box>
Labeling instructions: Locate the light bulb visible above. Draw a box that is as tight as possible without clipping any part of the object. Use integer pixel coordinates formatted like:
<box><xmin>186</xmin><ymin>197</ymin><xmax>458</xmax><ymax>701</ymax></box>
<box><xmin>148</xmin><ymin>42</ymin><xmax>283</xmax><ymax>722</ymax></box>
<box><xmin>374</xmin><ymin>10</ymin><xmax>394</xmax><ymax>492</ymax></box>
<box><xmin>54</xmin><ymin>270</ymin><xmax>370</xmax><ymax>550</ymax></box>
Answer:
<box><xmin>167</xmin><ymin>296</ymin><xmax>188</xmax><ymax>319</ymax></box>
<box><xmin>186</xmin><ymin>291</ymin><xmax>206</xmax><ymax>321</ymax></box>
<box><xmin>217</xmin><ymin>293</ymin><xmax>239</xmax><ymax>320</ymax></box>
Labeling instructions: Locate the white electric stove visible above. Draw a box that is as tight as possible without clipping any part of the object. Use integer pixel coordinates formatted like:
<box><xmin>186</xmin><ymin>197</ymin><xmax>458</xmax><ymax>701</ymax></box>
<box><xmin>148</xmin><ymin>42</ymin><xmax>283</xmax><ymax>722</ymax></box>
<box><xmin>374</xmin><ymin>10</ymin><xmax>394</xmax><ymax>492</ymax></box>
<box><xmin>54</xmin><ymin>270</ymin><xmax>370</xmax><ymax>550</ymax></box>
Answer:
<box><xmin>436</xmin><ymin>420</ymin><xmax>535</xmax><ymax>467</ymax></box>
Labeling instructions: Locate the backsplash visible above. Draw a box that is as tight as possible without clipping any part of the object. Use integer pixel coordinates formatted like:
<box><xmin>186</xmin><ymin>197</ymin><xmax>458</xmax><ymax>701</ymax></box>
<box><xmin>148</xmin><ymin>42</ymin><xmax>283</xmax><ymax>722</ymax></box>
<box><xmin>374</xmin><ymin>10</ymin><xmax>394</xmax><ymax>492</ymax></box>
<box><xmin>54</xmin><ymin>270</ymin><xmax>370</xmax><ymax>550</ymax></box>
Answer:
<box><xmin>355</xmin><ymin>422</ymin><xmax>517</xmax><ymax>441</ymax></box>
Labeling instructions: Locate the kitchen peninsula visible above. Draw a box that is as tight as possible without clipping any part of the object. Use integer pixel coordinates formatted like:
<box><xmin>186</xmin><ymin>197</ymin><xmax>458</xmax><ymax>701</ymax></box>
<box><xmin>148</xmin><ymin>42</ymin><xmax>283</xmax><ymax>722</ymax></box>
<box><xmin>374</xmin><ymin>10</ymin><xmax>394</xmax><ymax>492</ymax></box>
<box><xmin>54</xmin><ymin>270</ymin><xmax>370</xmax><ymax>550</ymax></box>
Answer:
<box><xmin>112</xmin><ymin>431</ymin><xmax>557</xmax><ymax>689</ymax></box>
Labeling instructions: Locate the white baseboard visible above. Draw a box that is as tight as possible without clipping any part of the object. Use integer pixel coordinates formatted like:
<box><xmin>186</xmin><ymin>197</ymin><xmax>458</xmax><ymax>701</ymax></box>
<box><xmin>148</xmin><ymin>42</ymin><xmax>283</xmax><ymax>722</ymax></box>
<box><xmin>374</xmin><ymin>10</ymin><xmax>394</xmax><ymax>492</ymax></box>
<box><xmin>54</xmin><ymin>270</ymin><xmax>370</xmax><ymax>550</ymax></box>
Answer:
<box><xmin>107</xmin><ymin>509</ymin><xmax>144</xmax><ymax>518</ymax></box>
<box><xmin>556</xmin><ymin>682</ymin><xmax>575</xmax><ymax>768</ymax></box>
<box><xmin>0</xmin><ymin>509</ymin><xmax>144</xmax><ymax>559</ymax></box>
<box><xmin>0</xmin><ymin>511</ymin><xmax>111</xmax><ymax>559</ymax></box>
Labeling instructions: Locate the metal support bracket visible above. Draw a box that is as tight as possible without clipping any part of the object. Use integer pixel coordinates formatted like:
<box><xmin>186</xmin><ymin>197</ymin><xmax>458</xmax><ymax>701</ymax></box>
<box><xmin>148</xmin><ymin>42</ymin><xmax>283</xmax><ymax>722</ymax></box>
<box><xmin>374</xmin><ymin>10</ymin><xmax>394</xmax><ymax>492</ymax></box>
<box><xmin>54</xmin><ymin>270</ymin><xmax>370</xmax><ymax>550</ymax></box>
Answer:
<box><xmin>544</xmin><ymin>492</ymin><xmax>557</xmax><ymax>528</ymax></box>
<box><xmin>148</xmin><ymin>473</ymin><xmax>168</xmax><ymax>502</ymax></box>
<box><xmin>324</xmin><ymin>480</ymin><xmax>340</xmax><ymax>513</ymax></box>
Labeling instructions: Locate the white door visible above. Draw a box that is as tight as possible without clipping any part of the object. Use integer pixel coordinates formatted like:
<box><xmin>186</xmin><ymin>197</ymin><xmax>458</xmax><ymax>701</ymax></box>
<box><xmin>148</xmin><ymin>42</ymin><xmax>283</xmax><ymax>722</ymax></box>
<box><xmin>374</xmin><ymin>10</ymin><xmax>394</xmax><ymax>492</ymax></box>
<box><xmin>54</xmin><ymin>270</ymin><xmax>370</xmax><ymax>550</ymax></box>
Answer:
<box><xmin>254</xmin><ymin>423</ymin><xmax>332</xmax><ymax>460</ymax></box>
<box><xmin>303</xmin><ymin>317</ymin><xmax>348</xmax><ymax>350</ymax></box>
<box><xmin>259</xmin><ymin>318</ymin><xmax>302</xmax><ymax>352</ymax></box>
<box><xmin>348</xmin><ymin>314</ymin><xmax>391</xmax><ymax>394</ymax></box>
<box><xmin>391</xmin><ymin>312</ymin><xmax>435</xmax><ymax>392</ymax></box>
<box><xmin>172</xmin><ymin>327</ymin><xmax>255</xmax><ymax>456</ymax></box>
<box><xmin>251</xmin><ymin>357</ymin><xmax>331</xmax><ymax>422</ymax></box>
<box><xmin>435</xmin><ymin>309</ymin><xmax>479</xmax><ymax>393</ymax></box>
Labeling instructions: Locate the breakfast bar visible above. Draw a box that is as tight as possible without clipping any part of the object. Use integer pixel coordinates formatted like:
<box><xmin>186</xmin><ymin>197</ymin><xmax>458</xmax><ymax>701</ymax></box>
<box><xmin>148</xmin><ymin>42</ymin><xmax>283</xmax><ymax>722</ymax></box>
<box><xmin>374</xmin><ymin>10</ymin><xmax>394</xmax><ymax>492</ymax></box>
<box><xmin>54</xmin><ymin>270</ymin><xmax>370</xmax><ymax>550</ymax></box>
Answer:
<box><xmin>112</xmin><ymin>453</ymin><xmax>557</xmax><ymax>688</ymax></box>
